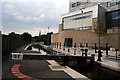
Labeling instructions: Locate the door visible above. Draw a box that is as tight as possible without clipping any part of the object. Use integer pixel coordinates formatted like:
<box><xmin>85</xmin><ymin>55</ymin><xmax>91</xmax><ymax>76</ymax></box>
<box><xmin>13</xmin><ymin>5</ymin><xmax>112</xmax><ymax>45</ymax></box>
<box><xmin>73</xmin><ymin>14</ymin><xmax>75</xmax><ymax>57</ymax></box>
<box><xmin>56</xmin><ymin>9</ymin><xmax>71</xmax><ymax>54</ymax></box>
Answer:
<box><xmin>64</xmin><ymin>38</ymin><xmax>73</xmax><ymax>47</ymax></box>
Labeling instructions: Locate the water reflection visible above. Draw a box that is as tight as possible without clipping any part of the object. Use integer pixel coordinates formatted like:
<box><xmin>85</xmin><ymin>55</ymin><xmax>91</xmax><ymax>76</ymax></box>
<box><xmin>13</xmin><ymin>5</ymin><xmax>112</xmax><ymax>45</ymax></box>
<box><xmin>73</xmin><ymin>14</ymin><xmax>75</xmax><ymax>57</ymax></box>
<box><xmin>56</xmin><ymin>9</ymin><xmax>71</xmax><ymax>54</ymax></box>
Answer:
<box><xmin>27</xmin><ymin>46</ymin><xmax>47</xmax><ymax>55</ymax></box>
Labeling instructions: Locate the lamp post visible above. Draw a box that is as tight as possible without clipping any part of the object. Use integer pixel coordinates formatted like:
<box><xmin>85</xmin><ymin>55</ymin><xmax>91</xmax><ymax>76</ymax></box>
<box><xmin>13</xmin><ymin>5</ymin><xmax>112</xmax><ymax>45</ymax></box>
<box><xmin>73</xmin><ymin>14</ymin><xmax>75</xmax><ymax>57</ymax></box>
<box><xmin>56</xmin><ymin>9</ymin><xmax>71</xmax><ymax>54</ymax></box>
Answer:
<box><xmin>94</xmin><ymin>21</ymin><xmax>102</xmax><ymax>61</ymax></box>
<box><xmin>97</xmin><ymin>19</ymin><xmax>102</xmax><ymax>61</ymax></box>
<box><xmin>80</xmin><ymin>9</ymin><xmax>84</xmax><ymax>47</ymax></box>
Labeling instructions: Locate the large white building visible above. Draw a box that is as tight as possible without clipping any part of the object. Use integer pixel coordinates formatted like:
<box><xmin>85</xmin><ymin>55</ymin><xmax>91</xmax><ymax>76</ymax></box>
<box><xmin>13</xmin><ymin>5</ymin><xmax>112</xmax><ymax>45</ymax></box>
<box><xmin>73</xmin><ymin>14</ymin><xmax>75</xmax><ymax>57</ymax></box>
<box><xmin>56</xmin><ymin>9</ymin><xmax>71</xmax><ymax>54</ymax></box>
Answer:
<box><xmin>51</xmin><ymin>0</ymin><xmax>120</xmax><ymax>49</ymax></box>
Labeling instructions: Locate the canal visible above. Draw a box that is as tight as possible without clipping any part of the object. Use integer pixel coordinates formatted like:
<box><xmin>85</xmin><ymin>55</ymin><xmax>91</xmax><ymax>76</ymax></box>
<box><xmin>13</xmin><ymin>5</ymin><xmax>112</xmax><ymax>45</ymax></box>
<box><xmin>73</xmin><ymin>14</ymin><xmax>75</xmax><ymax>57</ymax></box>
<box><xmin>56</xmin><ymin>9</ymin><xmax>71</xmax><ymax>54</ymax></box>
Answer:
<box><xmin>27</xmin><ymin>44</ymin><xmax>120</xmax><ymax>80</ymax></box>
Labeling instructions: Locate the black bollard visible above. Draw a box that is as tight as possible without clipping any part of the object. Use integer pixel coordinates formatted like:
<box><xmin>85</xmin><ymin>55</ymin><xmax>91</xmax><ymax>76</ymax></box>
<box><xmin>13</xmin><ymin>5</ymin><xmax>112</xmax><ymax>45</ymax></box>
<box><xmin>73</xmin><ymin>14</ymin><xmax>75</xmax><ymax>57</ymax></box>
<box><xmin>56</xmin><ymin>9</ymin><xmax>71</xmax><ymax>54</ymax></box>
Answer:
<box><xmin>80</xmin><ymin>43</ymin><xmax>82</xmax><ymax>47</ymax></box>
<box><xmin>74</xmin><ymin>48</ymin><xmax>76</xmax><ymax>55</ymax></box>
<box><xmin>95</xmin><ymin>43</ymin><xmax>97</xmax><ymax>53</ymax></box>
<box><xmin>74</xmin><ymin>43</ymin><xmax>76</xmax><ymax>55</ymax></box>
<box><xmin>106</xmin><ymin>43</ymin><xmax>108</xmax><ymax>55</ymax></box>
<box><xmin>85</xmin><ymin>48</ymin><xmax>88</xmax><ymax>56</ymax></box>
<box><xmin>97</xmin><ymin>50</ymin><xmax>102</xmax><ymax>61</ymax></box>
<box><xmin>91</xmin><ymin>54</ymin><xmax>95</xmax><ymax>65</ymax></box>
<box><xmin>81</xmin><ymin>48</ymin><xmax>84</xmax><ymax>56</ymax></box>
<box><xmin>74</xmin><ymin>43</ymin><xmax>76</xmax><ymax>48</ymax></box>
<box><xmin>63</xmin><ymin>43</ymin><xmax>65</xmax><ymax>51</ymax></box>
<box><xmin>115</xmin><ymin>49</ymin><xmax>119</xmax><ymax>60</ymax></box>
<box><xmin>68</xmin><ymin>47</ymin><xmax>70</xmax><ymax>53</ymax></box>
<box><xmin>59</xmin><ymin>43</ymin><xmax>61</xmax><ymax>49</ymax></box>
<box><xmin>86</xmin><ymin>43</ymin><xmax>88</xmax><ymax>47</ymax></box>
<box><xmin>57</xmin><ymin>43</ymin><xmax>58</xmax><ymax>48</ymax></box>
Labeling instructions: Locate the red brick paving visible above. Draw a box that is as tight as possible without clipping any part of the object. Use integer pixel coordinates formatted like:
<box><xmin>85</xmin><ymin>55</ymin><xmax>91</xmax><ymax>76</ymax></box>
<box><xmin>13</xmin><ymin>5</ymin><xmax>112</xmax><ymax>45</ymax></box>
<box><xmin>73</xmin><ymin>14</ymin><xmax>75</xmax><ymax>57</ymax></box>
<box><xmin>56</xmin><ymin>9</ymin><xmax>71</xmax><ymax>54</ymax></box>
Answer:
<box><xmin>11</xmin><ymin>64</ymin><xmax>33</xmax><ymax>80</ymax></box>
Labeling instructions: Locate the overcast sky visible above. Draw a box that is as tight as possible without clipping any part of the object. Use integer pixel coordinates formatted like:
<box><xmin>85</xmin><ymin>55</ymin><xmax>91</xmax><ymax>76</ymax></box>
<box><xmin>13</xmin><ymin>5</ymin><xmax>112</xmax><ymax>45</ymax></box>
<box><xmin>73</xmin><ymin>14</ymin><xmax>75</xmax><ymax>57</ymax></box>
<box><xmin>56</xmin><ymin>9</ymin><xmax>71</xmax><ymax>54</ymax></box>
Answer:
<box><xmin>1</xmin><ymin>0</ymin><xmax>69</xmax><ymax>36</ymax></box>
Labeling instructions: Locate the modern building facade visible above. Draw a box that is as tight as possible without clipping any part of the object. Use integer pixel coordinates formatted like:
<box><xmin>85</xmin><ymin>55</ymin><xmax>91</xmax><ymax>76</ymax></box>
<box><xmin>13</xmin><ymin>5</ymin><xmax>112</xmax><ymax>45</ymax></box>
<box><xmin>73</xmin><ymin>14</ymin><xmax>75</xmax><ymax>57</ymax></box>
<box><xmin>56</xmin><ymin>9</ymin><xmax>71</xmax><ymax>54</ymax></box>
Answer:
<box><xmin>51</xmin><ymin>0</ymin><xmax>120</xmax><ymax>49</ymax></box>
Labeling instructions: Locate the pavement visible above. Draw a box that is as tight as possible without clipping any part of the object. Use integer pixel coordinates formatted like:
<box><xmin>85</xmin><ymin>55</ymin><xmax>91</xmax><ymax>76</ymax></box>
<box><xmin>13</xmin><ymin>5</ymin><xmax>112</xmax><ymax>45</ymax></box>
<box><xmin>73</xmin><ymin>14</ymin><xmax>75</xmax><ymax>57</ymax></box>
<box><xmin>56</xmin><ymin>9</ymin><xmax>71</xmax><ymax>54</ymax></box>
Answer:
<box><xmin>2</xmin><ymin>60</ymin><xmax>77</xmax><ymax>80</ymax></box>
<box><xmin>2</xmin><ymin>59</ymin><xmax>91</xmax><ymax>80</ymax></box>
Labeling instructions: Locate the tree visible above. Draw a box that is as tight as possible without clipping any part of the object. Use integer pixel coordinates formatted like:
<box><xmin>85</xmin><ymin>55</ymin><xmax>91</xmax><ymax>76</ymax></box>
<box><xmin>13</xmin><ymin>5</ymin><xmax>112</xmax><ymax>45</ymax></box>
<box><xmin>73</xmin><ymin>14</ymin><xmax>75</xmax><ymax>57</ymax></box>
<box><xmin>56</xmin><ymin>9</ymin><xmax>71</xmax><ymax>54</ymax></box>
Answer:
<box><xmin>21</xmin><ymin>32</ymin><xmax>32</xmax><ymax>42</ymax></box>
<box><xmin>8</xmin><ymin>32</ymin><xmax>21</xmax><ymax>39</ymax></box>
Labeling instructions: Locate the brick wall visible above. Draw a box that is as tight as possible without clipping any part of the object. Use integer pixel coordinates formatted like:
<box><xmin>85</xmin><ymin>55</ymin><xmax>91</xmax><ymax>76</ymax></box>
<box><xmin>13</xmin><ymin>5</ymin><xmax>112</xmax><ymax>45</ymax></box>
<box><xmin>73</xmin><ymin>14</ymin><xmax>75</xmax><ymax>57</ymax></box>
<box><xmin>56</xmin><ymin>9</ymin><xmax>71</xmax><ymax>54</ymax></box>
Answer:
<box><xmin>51</xmin><ymin>28</ymin><xmax>120</xmax><ymax>49</ymax></box>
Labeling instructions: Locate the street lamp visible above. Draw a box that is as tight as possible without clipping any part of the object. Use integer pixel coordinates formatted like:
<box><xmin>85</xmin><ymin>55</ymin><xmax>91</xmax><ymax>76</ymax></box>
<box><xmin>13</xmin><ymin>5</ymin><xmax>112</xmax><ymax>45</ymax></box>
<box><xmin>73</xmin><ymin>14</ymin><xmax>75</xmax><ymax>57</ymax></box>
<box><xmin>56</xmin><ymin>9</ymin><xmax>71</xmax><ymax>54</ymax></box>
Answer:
<box><xmin>97</xmin><ymin>19</ymin><xmax>102</xmax><ymax>61</ymax></box>
<box><xmin>94</xmin><ymin>21</ymin><xmax>102</xmax><ymax>61</ymax></box>
<box><xmin>80</xmin><ymin>9</ymin><xmax>84</xmax><ymax>47</ymax></box>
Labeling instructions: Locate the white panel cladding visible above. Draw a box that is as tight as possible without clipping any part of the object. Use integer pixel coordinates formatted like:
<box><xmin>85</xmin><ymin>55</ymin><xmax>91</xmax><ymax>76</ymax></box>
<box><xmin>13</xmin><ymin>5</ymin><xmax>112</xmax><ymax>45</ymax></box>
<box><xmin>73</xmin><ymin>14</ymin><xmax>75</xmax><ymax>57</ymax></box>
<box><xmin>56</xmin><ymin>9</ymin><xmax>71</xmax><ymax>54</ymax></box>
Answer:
<box><xmin>63</xmin><ymin>12</ymin><xmax>92</xmax><ymax>29</ymax></box>
<box><xmin>60</xmin><ymin>5</ymin><xmax>99</xmax><ymax>24</ymax></box>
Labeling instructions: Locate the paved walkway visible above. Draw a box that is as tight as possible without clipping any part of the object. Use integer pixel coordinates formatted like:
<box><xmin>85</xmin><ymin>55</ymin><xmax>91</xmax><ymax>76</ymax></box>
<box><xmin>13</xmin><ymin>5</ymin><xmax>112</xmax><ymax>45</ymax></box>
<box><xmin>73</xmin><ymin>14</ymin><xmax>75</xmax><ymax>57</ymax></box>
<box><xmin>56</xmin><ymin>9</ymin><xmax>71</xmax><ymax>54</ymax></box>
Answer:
<box><xmin>2</xmin><ymin>60</ymin><xmax>90</xmax><ymax>80</ymax></box>
<box><xmin>51</xmin><ymin>46</ymin><xmax>120</xmax><ymax>72</ymax></box>
<box><xmin>2</xmin><ymin>60</ymin><xmax>74</xmax><ymax>80</ymax></box>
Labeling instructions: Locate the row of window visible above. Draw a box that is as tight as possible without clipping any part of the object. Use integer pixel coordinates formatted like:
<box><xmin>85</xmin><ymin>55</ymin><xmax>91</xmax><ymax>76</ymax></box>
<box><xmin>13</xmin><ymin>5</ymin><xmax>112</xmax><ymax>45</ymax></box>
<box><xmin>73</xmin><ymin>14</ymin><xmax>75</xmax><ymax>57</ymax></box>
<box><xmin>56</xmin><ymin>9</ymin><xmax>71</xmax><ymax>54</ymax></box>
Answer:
<box><xmin>107</xmin><ymin>1</ymin><xmax>120</xmax><ymax>7</ymax></box>
<box><xmin>72</xmin><ymin>15</ymin><xmax>92</xmax><ymax>20</ymax></box>
<box><xmin>111</xmin><ymin>11</ymin><xmax>120</xmax><ymax>20</ymax></box>
<box><xmin>63</xmin><ymin>12</ymin><xmax>92</xmax><ymax>22</ymax></box>
<box><xmin>71</xmin><ymin>0</ymin><xmax>120</xmax><ymax>8</ymax></box>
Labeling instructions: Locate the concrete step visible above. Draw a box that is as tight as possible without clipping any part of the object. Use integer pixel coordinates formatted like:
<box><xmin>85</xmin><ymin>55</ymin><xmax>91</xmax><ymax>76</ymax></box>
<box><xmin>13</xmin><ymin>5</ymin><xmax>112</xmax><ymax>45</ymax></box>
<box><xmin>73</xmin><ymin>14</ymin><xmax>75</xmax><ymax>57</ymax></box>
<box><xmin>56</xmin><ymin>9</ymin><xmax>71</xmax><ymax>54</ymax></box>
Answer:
<box><xmin>108</xmin><ymin>55</ymin><xmax>120</xmax><ymax>60</ymax></box>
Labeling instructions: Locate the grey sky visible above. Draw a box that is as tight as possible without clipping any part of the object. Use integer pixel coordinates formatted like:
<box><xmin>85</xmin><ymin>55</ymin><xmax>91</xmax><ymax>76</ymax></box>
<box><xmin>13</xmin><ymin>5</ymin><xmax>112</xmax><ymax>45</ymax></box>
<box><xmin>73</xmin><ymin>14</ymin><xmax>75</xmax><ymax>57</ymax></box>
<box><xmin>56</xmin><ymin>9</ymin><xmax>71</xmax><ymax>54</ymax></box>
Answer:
<box><xmin>1</xmin><ymin>0</ymin><xmax>69</xmax><ymax>36</ymax></box>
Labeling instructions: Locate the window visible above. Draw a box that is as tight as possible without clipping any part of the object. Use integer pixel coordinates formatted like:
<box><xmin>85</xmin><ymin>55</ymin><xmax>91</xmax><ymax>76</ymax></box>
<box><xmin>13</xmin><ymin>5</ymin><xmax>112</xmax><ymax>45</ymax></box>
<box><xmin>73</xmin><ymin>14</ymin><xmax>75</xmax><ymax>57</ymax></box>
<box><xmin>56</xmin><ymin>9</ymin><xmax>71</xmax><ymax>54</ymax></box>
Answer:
<box><xmin>112</xmin><ymin>11</ymin><xmax>120</xmax><ymax>20</ymax></box>
<box><xmin>118</xmin><ymin>0</ymin><xmax>120</xmax><ymax>4</ymax></box>
<box><xmin>107</xmin><ymin>2</ymin><xmax>111</xmax><ymax>7</ymax></box>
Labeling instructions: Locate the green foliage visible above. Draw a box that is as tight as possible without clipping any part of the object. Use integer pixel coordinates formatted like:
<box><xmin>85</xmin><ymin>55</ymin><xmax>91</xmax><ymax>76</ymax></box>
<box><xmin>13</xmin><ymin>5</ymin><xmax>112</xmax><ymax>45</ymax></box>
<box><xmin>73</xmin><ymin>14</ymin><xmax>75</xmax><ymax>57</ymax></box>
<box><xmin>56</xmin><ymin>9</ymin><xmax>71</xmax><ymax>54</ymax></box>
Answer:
<box><xmin>3</xmin><ymin>31</ymin><xmax>53</xmax><ymax>43</ymax></box>
<box><xmin>8</xmin><ymin>32</ymin><xmax>21</xmax><ymax>39</ymax></box>
<box><xmin>32</xmin><ymin>32</ymin><xmax>53</xmax><ymax>45</ymax></box>
<box><xmin>21</xmin><ymin>32</ymin><xmax>32</xmax><ymax>42</ymax></box>
<box><xmin>3</xmin><ymin>32</ymin><xmax>32</xmax><ymax>42</ymax></box>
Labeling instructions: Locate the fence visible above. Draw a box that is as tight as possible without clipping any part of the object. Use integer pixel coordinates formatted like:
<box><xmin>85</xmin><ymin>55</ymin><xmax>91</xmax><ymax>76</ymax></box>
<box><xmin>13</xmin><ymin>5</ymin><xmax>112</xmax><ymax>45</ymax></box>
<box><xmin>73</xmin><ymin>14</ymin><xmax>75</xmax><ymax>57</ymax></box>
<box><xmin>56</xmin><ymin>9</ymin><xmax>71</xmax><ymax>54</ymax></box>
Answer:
<box><xmin>2</xmin><ymin>37</ymin><xmax>29</xmax><ymax>56</ymax></box>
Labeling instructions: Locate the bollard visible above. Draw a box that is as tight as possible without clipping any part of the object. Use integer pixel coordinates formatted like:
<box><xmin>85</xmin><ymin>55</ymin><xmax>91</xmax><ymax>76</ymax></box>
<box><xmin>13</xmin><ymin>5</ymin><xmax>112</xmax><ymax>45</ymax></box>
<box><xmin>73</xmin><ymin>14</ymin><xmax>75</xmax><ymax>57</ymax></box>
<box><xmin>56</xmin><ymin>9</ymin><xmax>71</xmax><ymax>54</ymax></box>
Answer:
<box><xmin>85</xmin><ymin>49</ymin><xmax>88</xmax><ymax>56</ymax></box>
<box><xmin>97</xmin><ymin>50</ymin><xmax>102</xmax><ymax>61</ymax></box>
<box><xmin>115</xmin><ymin>49</ymin><xmax>119</xmax><ymax>60</ymax></box>
<box><xmin>106</xmin><ymin>43</ymin><xmax>108</xmax><ymax>55</ymax></box>
<box><xmin>91</xmin><ymin>54</ymin><xmax>95</xmax><ymax>65</ymax></box>
<box><xmin>80</xmin><ymin>43</ymin><xmax>82</xmax><ymax>47</ymax></box>
<box><xmin>74</xmin><ymin>43</ymin><xmax>76</xmax><ymax>48</ymax></box>
<box><xmin>74</xmin><ymin>48</ymin><xmax>76</xmax><ymax>55</ymax></box>
<box><xmin>81</xmin><ymin>49</ymin><xmax>84</xmax><ymax>56</ymax></box>
<box><xmin>68</xmin><ymin>48</ymin><xmax>70</xmax><ymax>53</ymax></box>
<box><xmin>63</xmin><ymin>43</ymin><xmax>65</xmax><ymax>51</ymax></box>
<box><xmin>59</xmin><ymin>43</ymin><xmax>61</xmax><ymax>49</ymax></box>
<box><xmin>86</xmin><ymin>43</ymin><xmax>88</xmax><ymax>47</ymax></box>
<box><xmin>95</xmin><ymin>43</ymin><xmax>97</xmax><ymax>53</ymax></box>
<box><xmin>57</xmin><ymin>43</ymin><xmax>58</xmax><ymax>48</ymax></box>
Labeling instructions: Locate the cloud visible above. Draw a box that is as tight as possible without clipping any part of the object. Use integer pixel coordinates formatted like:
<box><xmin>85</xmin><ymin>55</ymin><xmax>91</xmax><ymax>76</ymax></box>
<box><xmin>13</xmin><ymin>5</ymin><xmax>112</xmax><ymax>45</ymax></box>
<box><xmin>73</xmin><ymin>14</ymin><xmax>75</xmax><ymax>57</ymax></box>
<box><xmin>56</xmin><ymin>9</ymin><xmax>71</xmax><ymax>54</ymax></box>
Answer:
<box><xmin>1</xmin><ymin>0</ymin><xmax>69</xmax><ymax>36</ymax></box>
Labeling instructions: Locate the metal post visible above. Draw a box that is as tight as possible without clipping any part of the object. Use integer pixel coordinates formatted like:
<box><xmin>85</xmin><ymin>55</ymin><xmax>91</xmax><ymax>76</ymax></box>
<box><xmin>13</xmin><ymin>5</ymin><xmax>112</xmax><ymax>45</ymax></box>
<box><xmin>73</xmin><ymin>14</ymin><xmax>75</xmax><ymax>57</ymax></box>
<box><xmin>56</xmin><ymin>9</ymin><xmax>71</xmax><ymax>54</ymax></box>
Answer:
<box><xmin>80</xmin><ymin>9</ymin><xmax>85</xmax><ymax>48</ymax></box>
<box><xmin>106</xmin><ymin>43</ymin><xmax>108</xmax><ymax>56</ymax></box>
<box><xmin>63</xmin><ymin>43</ymin><xmax>65</xmax><ymax>51</ymax></box>
<box><xmin>57</xmin><ymin>43</ymin><xmax>58</xmax><ymax>48</ymax></box>
<box><xmin>59</xmin><ymin>43</ymin><xmax>61</xmax><ymax>49</ymax></box>
<box><xmin>115</xmin><ymin>49</ymin><xmax>119</xmax><ymax>60</ymax></box>
<box><xmin>97</xmin><ymin>13</ymin><xmax>102</xmax><ymax>61</ymax></box>
<box><xmin>95</xmin><ymin>43</ymin><xmax>97</xmax><ymax>53</ymax></box>
<box><xmin>68</xmin><ymin>47</ymin><xmax>70</xmax><ymax>53</ymax></box>
<box><xmin>74</xmin><ymin>43</ymin><xmax>76</xmax><ymax>55</ymax></box>
<box><xmin>116</xmin><ymin>50</ymin><xmax>117</xmax><ymax>60</ymax></box>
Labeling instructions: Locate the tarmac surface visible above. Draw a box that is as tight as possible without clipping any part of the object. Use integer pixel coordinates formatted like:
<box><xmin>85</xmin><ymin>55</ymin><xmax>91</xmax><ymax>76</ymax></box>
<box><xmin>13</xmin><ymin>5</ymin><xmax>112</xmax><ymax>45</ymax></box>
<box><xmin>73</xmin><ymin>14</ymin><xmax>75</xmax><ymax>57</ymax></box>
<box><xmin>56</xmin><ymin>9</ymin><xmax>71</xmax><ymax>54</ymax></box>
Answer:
<box><xmin>2</xmin><ymin>60</ymin><xmax>74</xmax><ymax>80</ymax></box>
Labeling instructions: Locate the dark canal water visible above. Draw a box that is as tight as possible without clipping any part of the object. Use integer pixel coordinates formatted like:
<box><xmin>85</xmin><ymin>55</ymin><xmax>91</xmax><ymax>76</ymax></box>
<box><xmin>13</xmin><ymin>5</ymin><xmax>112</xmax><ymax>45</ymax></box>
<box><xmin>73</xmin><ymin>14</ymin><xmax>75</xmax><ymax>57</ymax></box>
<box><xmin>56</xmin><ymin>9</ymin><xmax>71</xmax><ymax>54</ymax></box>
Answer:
<box><xmin>71</xmin><ymin>64</ymin><xmax>120</xmax><ymax>80</ymax></box>
<box><xmin>28</xmin><ymin>45</ymin><xmax>120</xmax><ymax>80</ymax></box>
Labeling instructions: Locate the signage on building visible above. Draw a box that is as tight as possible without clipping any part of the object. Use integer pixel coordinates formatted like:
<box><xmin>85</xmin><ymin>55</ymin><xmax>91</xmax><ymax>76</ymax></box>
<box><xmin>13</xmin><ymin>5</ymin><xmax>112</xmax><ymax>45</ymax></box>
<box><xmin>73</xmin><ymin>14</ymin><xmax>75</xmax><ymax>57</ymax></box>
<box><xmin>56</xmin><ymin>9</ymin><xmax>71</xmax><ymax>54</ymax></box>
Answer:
<box><xmin>72</xmin><ymin>2</ymin><xmax>81</xmax><ymax>7</ymax></box>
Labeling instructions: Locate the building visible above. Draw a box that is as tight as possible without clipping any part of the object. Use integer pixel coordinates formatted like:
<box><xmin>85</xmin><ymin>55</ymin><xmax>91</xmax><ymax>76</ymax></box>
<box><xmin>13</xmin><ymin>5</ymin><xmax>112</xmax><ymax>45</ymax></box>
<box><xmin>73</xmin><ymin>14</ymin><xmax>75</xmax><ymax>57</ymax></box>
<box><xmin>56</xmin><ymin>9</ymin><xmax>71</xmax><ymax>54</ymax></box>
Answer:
<box><xmin>51</xmin><ymin>0</ymin><xmax>120</xmax><ymax>49</ymax></box>
<box><xmin>39</xmin><ymin>30</ymin><xmax>41</xmax><ymax>37</ymax></box>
